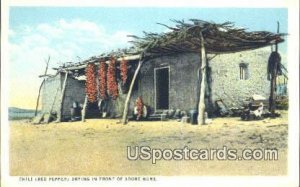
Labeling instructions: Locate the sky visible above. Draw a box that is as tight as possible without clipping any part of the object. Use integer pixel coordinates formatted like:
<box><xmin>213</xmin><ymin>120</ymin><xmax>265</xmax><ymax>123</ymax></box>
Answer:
<box><xmin>8</xmin><ymin>7</ymin><xmax>288</xmax><ymax>109</ymax></box>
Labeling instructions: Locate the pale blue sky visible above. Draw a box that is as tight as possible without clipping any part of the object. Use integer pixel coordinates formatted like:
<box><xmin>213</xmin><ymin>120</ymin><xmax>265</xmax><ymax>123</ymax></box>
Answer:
<box><xmin>10</xmin><ymin>8</ymin><xmax>288</xmax><ymax>36</ymax></box>
<box><xmin>9</xmin><ymin>8</ymin><xmax>288</xmax><ymax>63</ymax></box>
<box><xmin>8</xmin><ymin>7</ymin><xmax>288</xmax><ymax>109</ymax></box>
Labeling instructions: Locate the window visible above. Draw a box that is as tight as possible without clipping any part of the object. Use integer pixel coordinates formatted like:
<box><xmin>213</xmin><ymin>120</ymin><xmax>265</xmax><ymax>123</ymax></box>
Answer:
<box><xmin>239</xmin><ymin>63</ymin><xmax>249</xmax><ymax>80</ymax></box>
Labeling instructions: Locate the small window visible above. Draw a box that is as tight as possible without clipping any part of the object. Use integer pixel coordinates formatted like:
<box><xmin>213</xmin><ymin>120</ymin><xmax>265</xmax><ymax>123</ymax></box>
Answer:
<box><xmin>239</xmin><ymin>63</ymin><xmax>249</xmax><ymax>80</ymax></box>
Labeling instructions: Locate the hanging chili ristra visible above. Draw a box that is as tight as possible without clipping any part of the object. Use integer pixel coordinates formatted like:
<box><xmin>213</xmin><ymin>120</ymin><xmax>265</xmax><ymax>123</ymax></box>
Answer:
<box><xmin>136</xmin><ymin>96</ymin><xmax>144</xmax><ymax>120</ymax></box>
<box><xmin>85</xmin><ymin>63</ymin><xmax>97</xmax><ymax>103</ymax></box>
<box><xmin>120</xmin><ymin>57</ymin><xmax>128</xmax><ymax>85</ymax></box>
<box><xmin>98</xmin><ymin>61</ymin><xmax>107</xmax><ymax>100</ymax></box>
<box><xmin>107</xmin><ymin>57</ymin><xmax>119</xmax><ymax>100</ymax></box>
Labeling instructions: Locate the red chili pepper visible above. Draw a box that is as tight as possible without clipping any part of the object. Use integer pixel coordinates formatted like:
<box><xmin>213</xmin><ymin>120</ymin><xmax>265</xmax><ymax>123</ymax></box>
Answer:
<box><xmin>107</xmin><ymin>57</ymin><xmax>119</xmax><ymax>100</ymax></box>
<box><xmin>120</xmin><ymin>58</ymin><xmax>128</xmax><ymax>85</ymax></box>
<box><xmin>85</xmin><ymin>63</ymin><xmax>97</xmax><ymax>103</ymax></box>
<box><xmin>98</xmin><ymin>61</ymin><xmax>107</xmax><ymax>100</ymax></box>
<box><xmin>136</xmin><ymin>96</ymin><xmax>143</xmax><ymax>119</ymax></box>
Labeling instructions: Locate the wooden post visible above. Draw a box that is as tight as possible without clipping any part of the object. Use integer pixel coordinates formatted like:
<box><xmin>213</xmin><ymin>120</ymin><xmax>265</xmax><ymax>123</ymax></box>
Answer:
<box><xmin>35</xmin><ymin>79</ymin><xmax>45</xmax><ymax>116</ymax></box>
<box><xmin>269</xmin><ymin>22</ymin><xmax>280</xmax><ymax>117</ymax></box>
<box><xmin>57</xmin><ymin>71</ymin><xmax>68</xmax><ymax>122</ymax></box>
<box><xmin>81</xmin><ymin>95</ymin><xmax>88</xmax><ymax>122</ymax></box>
<box><xmin>197</xmin><ymin>32</ymin><xmax>207</xmax><ymax>125</ymax></box>
<box><xmin>275</xmin><ymin>21</ymin><xmax>279</xmax><ymax>52</ymax></box>
<box><xmin>122</xmin><ymin>53</ymin><xmax>145</xmax><ymax>124</ymax></box>
<box><xmin>269</xmin><ymin>74</ymin><xmax>276</xmax><ymax>116</ymax></box>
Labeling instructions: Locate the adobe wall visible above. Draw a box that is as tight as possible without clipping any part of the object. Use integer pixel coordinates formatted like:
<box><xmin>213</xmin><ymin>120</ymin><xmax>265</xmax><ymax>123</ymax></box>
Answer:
<box><xmin>209</xmin><ymin>47</ymin><xmax>271</xmax><ymax>109</ymax></box>
<box><xmin>42</xmin><ymin>47</ymin><xmax>271</xmax><ymax>119</ymax></box>
<box><xmin>61</xmin><ymin>75</ymin><xmax>86</xmax><ymax>120</ymax></box>
<box><xmin>41</xmin><ymin>73</ymin><xmax>62</xmax><ymax>116</ymax></box>
<box><xmin>139</xmin><ymin>53</ymin><xmax>201</xmax><ymax>114</ymax></box>
<box><xmin>138</xmin><ymin>47</ymin><xmax>271</xmax><ymax>114</ymax></box>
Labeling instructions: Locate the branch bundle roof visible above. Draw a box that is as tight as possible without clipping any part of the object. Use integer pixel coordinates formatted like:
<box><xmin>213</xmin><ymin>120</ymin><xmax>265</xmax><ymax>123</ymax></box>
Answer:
<box><xmin>53</xmin><ymin>19</ymin><xmax>286</xmax><ymax>72</ymax></box>
<box><xmin>129</xmin><ymin>19</ymin><xmax>285</xmax><ymax>55</ymax></box>
<box><xmin>54</xmin><ymin>47</ymin><xmax>139</xmax><ymax>71</ymax></box>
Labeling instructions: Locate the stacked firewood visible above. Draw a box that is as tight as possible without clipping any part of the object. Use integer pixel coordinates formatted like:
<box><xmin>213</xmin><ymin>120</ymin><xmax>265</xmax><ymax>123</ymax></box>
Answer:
<box><xmin>107</xmin><ymin>57</ymin><xmax>119</xmax><ymax>100</ymax></box>
<box><xmin>85</xmin><ymin>63</ymin><xmax>97</xmax><ymax>103</ymax></box>
<box><xmin>98</xmin><ymin>61</ymin><xmax>107</xmax><ymax>100</ymax></box>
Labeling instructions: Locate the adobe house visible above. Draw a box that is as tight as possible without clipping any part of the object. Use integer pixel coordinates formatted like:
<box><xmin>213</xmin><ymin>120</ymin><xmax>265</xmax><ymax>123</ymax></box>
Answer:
<box><xmin>37</xmin><ymin>19</ymin><xmax>286</xmax><ymax>124</ymax></box>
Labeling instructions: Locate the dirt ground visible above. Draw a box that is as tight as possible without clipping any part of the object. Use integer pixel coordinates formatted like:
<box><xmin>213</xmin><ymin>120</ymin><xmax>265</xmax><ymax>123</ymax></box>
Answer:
<box><xmin>9</xmin><ymin>111</ymin><xmax>288</xmax><ymax>176</ymax></box>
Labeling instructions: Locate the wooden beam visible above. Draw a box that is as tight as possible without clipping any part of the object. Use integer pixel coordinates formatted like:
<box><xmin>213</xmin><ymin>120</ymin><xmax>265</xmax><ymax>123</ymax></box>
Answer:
<box><xmin>57</xmin><ymin>72</ymin><xmax>68</xmax><ymax>122</ymax></box>
<box><xmin>197</xmin><ymin>32</ymin><xmax>207</xmax><ymax>125</ymax></box>
<box><xmin>57</xmin><ymin>55</ymin><xmax>141</xmax><ymax>71</ymax></box>
<box><xmin>121</xmin><ymin>52</ymin><xmax>145</xmax><ymax>124</ymax></box>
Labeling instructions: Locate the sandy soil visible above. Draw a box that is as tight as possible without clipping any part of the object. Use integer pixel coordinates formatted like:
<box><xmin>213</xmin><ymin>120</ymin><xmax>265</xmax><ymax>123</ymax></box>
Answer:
<box><xmin>10</xmin><ymin>111</ymin><xmax>288</xmax><ymax>176</ymax></box>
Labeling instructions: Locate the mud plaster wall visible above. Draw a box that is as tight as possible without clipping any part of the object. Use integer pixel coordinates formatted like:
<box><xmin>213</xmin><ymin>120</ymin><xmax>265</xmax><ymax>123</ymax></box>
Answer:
<box><xmin>106</xmin><ymin>63</ymin><xmax>141</xmax><ymax>118</ymax></box>
<box><xmin>104</xmin><ymin>87</ymin><xmax>138</xmax><ymax>118</ymax></box>
<box><xmin>62</xmin><ymin>75</ymin><xmax>86</xmax><ymax>119</ymax></box>
<box><xmin>41</xmin><ymin>72</ymin><xmax>140</xmax><ymax>119</ymax></box>
<box><xmin>83</xmin><ymin>93</ymin><xmax>136</xmax><ymax>119</ymax></box>
<box><xmin>42</xmin><ymin>47</ymin><xmax>271</xmax><ymax>118</ymax></box>
<box><xmin>209</xmin><ymin>47</ymin><xmax>271</xmax><ymax>108</ymax></box>
<box><xmin>139</xmin><ymin>53</ymin><xmax>201</xmax><ymax>114</ymax></box>
<box><xmin>41</xmin><ymin>74</ymin><xmax>86</xmax><ymax>120</ymax></box>
<box><xmin>41</xmin><ymin>73</ymin><xmax>62</xmax><ymax>116</ymax></box>
<box><xmin>138</xmin><ymin>47</ymin><xmax>271</xmax><ymax>114</ymax></box>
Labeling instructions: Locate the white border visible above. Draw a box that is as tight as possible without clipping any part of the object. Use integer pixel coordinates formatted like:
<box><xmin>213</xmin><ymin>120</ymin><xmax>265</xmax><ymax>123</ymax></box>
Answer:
<box><xmin>1</xmin><ymin>0</ymin><xmax>299</xmax><ymax>187</ymax></box>
<box><xmin>6</xmin><ymin>0</ymin><xmax>287</xmax><ymax>8</ymax></box>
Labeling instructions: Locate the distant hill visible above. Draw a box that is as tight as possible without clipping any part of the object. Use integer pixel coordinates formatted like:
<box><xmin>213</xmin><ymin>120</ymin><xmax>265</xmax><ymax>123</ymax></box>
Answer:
<box><xmin>8</xmin><ymin>107</ymin><xmax>40</xmax><ymax>120</ymax></box>
<box><xmin>9</xmin><ymin>107</ymin><xmax>36</xmax><ymax>113</ymax></box>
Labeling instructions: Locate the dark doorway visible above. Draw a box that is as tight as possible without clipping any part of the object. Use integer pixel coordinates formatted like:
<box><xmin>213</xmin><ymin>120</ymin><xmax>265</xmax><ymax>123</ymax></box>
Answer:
<box><xmin>155</xmin><ymin>67</ymin><xmax>169</xmax><ymax>110</ymax></box>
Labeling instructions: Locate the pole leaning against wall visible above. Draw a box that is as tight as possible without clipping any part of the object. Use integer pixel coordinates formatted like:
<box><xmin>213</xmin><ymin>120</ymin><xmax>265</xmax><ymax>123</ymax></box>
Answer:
<box><xmin>81</xmin><ymin>95</ymin><xmax>88</xmax><ymax>122</ymax></box>
<box><xmin>57</xmin><ymin>71</ymin><xmax>69</xmax><ymax>122</ymax></box>
<box><xmin>269</xmin><ymin>21</ymin><xmax>280</xmax><ymax>117</ymax></box>
<box><xmin>122</xmin><ymin>52</ymin><xmax>145</xmax><ymax>125</ymax></box>
<box><xmin>35</xmin><ymin>56</ymin><xmax>50</xmax><ymax>116</ymax></box>
<box><xmin>197</xmin><ymin>32</ymin><xmax>207</xmax><ymax>125</ymax></box>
